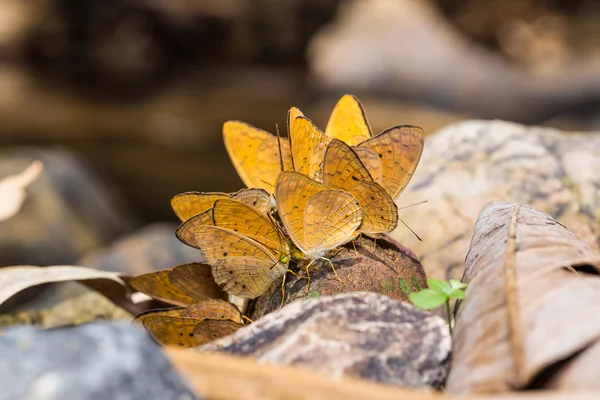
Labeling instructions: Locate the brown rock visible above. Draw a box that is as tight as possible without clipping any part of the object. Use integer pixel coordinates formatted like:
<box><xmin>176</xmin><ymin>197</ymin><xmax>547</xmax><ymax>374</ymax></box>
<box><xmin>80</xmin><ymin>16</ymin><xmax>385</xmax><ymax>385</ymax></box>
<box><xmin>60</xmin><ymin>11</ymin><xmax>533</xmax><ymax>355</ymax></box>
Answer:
<box><xmin>248</xmin><ymin>235</ymin><xmax>427</xmax><ymax>320</ymax></box>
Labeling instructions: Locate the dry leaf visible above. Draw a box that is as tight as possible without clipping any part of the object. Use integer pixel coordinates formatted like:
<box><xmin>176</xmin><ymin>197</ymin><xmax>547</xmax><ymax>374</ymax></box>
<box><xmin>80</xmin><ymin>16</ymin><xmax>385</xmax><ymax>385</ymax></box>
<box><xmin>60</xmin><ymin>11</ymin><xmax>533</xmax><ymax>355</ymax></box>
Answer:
<box><xmin>0</xmin><ymin>161</ymin><xmax>42</xmax><ymax>222</ymax></box>
<box><xmin>447</xmin><ymin>202</ymin><xmax>600</xmax><ymax>394</ymax></box>
<box><xmin>165</xmin><ymin>349</ymin><xmax>599</xmax><ymax>400</ymax></box>
<box><xmin>0</xmin><ymin>265</ymin><xmax>141</xmax><ymax>315</ymax></box>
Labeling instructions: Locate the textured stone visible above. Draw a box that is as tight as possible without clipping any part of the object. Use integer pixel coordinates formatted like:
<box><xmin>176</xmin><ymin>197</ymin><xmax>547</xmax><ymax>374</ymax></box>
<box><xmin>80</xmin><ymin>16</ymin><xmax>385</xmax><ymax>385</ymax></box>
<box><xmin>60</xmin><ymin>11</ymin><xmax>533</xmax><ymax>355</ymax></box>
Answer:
<box><xmin>390</xmin><ymin>120</ymin><xmax>600</xmax><ymax>282</ymax></box>
<box><xmin>0</xmin><ymin>322</ymin><xmax>199</xmax><ymax>400</ymax></box>
<box><xmin>201</xmin><ymin>292</ymin><xmax>450</xmax><ymax>389</ymax></box>
<box><xmin>249</xmin><ymin>235</ymin><xmax>426</xmax><ymax>320</ymax></box>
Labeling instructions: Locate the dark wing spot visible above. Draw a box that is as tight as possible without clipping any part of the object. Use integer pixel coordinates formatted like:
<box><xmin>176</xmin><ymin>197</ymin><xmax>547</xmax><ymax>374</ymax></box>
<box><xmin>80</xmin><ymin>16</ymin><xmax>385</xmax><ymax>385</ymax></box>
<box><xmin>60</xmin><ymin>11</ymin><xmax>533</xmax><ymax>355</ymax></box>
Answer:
<box><xmin>351</xmin><ymin>175</ymin><xmax>359</xmax><ymax>181</ymax></box>
<box><xmin>223</xmin><ymin>252</ymin><xmax>228</xmax><ymax>256</ymax></box>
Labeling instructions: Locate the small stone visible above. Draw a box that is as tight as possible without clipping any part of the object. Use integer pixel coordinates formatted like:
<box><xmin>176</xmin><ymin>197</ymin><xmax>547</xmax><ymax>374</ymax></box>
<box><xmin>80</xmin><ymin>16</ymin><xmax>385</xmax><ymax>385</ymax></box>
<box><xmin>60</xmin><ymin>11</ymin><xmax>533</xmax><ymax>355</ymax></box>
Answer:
<box><xmin>201</xmin><ymin>292</ymin><xmax>450</xmax><ymax>390</ymax></box>
<box><xmin>0</xmin><ymin>322</ymin><xmax>199</xmax><ymax>400</ymax></box>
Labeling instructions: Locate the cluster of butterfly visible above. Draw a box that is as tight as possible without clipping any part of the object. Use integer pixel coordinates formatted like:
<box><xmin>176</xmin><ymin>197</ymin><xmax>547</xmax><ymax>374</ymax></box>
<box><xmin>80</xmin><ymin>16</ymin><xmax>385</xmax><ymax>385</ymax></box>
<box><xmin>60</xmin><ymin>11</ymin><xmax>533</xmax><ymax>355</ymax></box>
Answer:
<box><xmin>130</xmin><ymin>95</ymin><xmax>424</xmax><ymax>348</ymax></box>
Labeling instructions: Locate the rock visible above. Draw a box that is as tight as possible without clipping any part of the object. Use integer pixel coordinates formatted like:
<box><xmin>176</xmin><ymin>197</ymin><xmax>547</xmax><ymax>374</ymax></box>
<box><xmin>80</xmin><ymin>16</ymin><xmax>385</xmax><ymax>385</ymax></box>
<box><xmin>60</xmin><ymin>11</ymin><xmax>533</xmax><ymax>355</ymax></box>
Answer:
<box><xmin>308</xmin><ymin>0</ymin><xmax>600</xmax><ymax>123</ymax></box>
<box><xmin>0</xmin><ymin>148</ymin><xmax>137</xmax><ymax>267</ymax></box>
<box><xmin>202</xmin><ymin>292</ymin><xmax>451</xmax><ymax>390</ymax></box>
<box><xmin>249</xmin><ymin>235</ymin><xmax>427</xmax><ymax>319</ymax></box>
<box><xmin>391</xmin><ymin>120</ymin><xmax>600</xmax><ymax>282</ymax></box>
<box><xmin>0</xmin><ymin>292</ymin><xmax>133</xmax><ymax>330</ymax></box>
<box><xmin>0</xmin><ymin>322</ymin><xmax>199</xmax><ymax>400</ymax></box>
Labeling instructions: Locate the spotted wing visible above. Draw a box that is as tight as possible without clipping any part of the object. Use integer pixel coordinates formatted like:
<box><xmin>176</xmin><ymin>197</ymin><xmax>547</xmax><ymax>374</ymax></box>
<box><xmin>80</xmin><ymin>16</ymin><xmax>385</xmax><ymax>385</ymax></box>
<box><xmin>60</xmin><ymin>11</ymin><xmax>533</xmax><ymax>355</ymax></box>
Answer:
<box><xmin>325</xmin><ymin>95</ymin><xmax>372</xmax><ymax>146</ymax></box>
<box><xmin>194</xmin><ymin>225</ymin><xmax>287</xmax><ymax>299</ymax></box>
<box><xmin>213</xmin><ymin>199</ymin><xmax>288</xmax><ymax>256</ymax></box>
<box><xmin>357</xmin><ymin>125</ymin><xmax>424</xmax><ymax>200</ymax></box>
<box><xmin>142</xmin><ymin>315</ymin><xmax>202</xmax><ymax>348</ymax></box>
<box><xmin>275</xmin><ymin>171</ymin><xmax>328</xmax><ymax>254</ymax></box>
<box><xmin>289</xmin><ymin>116</ymin><xmax>330</xmax><ymax>179</ymax></box>
<box><xmin>193</xmin><ymin>319</ymin><xmax>242</xmax><ymax>345</ymax></box>
<box><xmin>352</xmin><ymin>147</ymin><xmax>383</xmax><ymax>185</ymax></box>
<box><xmin>223</xmin><ymin>121</ymin><xmax>292</xmax><ymax>193</ymax></box>
<box><xmin>231</xmin><ymin>188</ymin><xmax>272</xmax><ymax>214</ymax></box>
<box><xmin>323</xmin><ymin>139</ymin><xmax>397</xmax><ymax>234</ymax></box>
<box><xmin>302</xmin><ymin>189</ymin><xmax>362</xmax><ymax>255</ymax></box>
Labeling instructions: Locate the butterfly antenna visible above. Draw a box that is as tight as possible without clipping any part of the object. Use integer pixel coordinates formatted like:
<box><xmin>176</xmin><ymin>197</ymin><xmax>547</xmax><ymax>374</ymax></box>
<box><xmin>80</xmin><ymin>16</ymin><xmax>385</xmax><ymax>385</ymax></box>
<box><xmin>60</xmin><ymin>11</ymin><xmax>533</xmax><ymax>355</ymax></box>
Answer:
<box><xmin>399</xmin><ymin>218</ymin><xmax>422</xmax><ymax>241</ymax></box>
<box><xmin>275</xmin><ymin>123</ymin><xmax>285</xmax><ymax>172</ymax></box>
<box><xmin>397</xmin><ymin>200</ymin><xmax>428</xmax><ymax>210</ymax></box>
<box><xmin>259</xmin><ymin>179</ymin><xmax>275</xmax><ymax>188</ymax></box>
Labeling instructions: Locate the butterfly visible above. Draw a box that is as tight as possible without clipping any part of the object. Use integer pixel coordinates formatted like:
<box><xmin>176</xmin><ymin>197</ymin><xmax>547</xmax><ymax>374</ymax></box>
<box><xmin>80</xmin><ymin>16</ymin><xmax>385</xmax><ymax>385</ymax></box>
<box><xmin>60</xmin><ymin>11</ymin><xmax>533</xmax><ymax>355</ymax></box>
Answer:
<box><xmin>355</xmin><ymin>125</ymin><xmax>424</xmax><ymax>201</ymax></box>
<box><xmin>135</xmin><ymin>299</ymin><xmax>243</xmax><ymax>347</ymax></box>
<box><xmin>193</xmin><ymin>199</ymin><xmax>292</xmax><ymax>299</ymax></box>
<box><xmin>223</xmin><ymin>95</ymin><xmax>374</xmax><ymax>193</ymax></box>
<box><xmin>128</xmin><ymin>263</ymin><xmax>228</xmax><ymax>306</ymax></box>
<box><xmin>275</xmin><ymin>171</ymin><xmax>362</xmax><ymax>286</ymax></box>
<box><xmin>322</xmin><ymin>139</ymin><xmax>398</xmax><ymax>235</ymax></box>
<box><xmin>174</xmin><ymin>188</ymin><xmax>272</xmax><ymax>249</ymax></box>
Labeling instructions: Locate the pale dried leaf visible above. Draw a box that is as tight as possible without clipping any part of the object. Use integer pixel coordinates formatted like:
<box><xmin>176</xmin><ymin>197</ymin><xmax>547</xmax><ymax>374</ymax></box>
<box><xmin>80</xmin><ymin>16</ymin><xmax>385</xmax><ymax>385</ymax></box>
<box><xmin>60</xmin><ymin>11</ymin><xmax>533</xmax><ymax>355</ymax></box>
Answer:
<box><xmin>447</xmin><ymin>202</ymin><xmax>600</xmax><ymax>394</ymax></box>
<box><xmin>0</xmin><ymin>265</ymin><xmax>139</xmax><ymax>314</ymax></box>
<box><xmin>0</xmin><ymin>161</ymin><xmax>42</xmax><ymax>221</ymax></box>
<box><xmin>165</xmin><ymin>349</ymin><xmax>600</xmax><ymax>400</ymax></box>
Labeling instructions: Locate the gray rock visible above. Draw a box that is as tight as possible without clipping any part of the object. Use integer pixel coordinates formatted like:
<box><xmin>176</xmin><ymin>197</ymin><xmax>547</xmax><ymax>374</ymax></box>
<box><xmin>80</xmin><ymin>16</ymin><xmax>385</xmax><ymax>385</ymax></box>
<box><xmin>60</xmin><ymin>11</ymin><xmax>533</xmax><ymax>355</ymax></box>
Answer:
<box><xmin>201</xmin><ymin>292</ymin><xmax>451</xmax><ymax>389</ymax></box>
<box><xmin>0</xmin><ymin>321</ymin><xmax>199</xmax><ymax>400</ymax></box>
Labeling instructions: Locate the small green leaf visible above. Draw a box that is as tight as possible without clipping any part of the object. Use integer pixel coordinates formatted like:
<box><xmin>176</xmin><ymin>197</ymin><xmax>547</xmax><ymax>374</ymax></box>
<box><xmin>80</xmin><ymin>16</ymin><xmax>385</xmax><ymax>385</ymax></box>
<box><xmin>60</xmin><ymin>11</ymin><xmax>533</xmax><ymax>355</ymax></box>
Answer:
<box><xmin>307</xmin><ymin>290</ymin><xmax>321</xmax><ymax>298</ymax></box>
<box><xmin>448</xmin><ymin>289</ymin><xmax>465</xmax><ymax>300</ymax></box>
<box><xmin>449</xmin><ymin>279</ymin><xmax>468</xmax><ymax>290</ymax></box>
<box><xmin>399</xmin><ymin>278</ymin><xmax>412</xmax><ymax>294</ymax></box>
<box><xmin>381</xmin><ymin>278</ymin><xmax>394</xmax><ymax>292</ymax></box>
<box><xmin>409</xmin><ymin>289</ymin><xmax>447</xmax><ymax>310</ymax></box>
<box><xmin>427</xmin><ymin>278</ymin><xmax>452</xmax><ymax>295</ymax></box>
<box><xmin>411</xmin><ymin>275</ymin><xmax>422</xmax><ymax>291</ymax></box>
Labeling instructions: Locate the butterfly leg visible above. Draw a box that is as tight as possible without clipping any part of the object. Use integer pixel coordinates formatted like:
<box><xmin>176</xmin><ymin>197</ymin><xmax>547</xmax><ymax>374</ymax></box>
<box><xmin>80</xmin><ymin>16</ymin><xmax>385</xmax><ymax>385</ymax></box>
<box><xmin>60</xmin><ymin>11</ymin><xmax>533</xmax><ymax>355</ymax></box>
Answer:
<box><xmin>351</xmin><ymin>239</ymin><xmax>359</xmax><ymax>258</ymax></box>
<box><xmin>320</xmin><ymin>257</ymin><xmax>343</xmax><ymax>283</ymax></box>
<box><xmin>304</xmin><ymin>259</ymin><xmax>317</xmax><ymax>293</ymax></box>
<box><xmin>242</xmin><ymin>315</ymin><xmax>254</xmax><ymax>324</ymax></box>
<box><xmin>279</xmin><ymin>272</ymin><xmax>288</xmax><ymax>309</ymax></box>
<box><xmin>373</xmin><ymin>237</ymin><xmax>377</xmax><ymax>251</ymax></box>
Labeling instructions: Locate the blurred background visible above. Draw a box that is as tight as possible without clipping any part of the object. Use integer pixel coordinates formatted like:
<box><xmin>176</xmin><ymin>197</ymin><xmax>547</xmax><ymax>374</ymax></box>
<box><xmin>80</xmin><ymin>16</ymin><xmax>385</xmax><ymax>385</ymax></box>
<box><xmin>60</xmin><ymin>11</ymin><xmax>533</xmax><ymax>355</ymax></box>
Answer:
<box><xmin>1</xmin><ymin>0</ymin><xmax>600</xmax><ymax>310</ymax></box>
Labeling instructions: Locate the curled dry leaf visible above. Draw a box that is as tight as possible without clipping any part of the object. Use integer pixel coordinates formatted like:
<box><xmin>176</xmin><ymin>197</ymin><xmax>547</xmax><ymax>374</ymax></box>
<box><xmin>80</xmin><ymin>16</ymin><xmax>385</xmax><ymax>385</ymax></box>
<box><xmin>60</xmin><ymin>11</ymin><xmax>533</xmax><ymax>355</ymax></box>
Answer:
<box><xmin>447</xmin><ymin>202</ymin><xmax>600</xmax><ymax>394</ymax></box>
<box><xmin>0</xmin><ymin>265</ymin><xmax>141</xmax><ymax>315</ymax></box>
<box><xmin>0</xmin><ymin>161</ymin><xmax>42</xmax><ymax>222</ymax></box>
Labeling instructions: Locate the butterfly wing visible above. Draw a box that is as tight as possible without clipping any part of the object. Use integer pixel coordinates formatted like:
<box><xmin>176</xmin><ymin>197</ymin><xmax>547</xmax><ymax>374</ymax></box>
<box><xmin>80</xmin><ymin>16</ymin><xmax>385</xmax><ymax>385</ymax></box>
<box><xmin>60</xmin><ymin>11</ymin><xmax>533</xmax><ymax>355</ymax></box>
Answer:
<box><xmin>142</xmin><ymin>315</ymin><xmax>202</xmax><ymax>347</ymax></box>
<box><xmin>133</xmin><ymin>307</ymin><xmax>186</xmax><ymax>325</ymax></box>
<box><xmin>181</xmin><ymin>299</ymin><xmax>243</xmax><ymax>324</ymax></box>
<box><xmin>302</xmin><ymin>189</ymin><xmax>362</xmax><ymax>256</ymax></box>
<box><xmin>169</xmin><ymin>263</ymin><xmax>228</xmax><ymax>301</ymax></box>
<box><xmin>352</xmin><ymin>147</ymin><xmax>383</xmax><ymax>185</ymax></box>
<box><xmin>129</xmin><ymin>270</ymin><xmax>194</xmax><ymax>306</ymax></box>
<box><xmin>223</xmin><ymin>121</ymin><xmax>292</xmax><ymax>192</ymax></box>
<box><xmin>275</xmin><ymin>171</ymin><xmax>328</xmax><ymax>254</ymax></box>
<box><xmin>231</xmin><ymin>188</ymin><xmax>272</xmax><ymax>214</ymax></box>
<box><xmin>171</xmin><ymin>192</ymin><xmax>228</xmax><ymax>222</ymax></box>
<box><xmin>323</xmin><ymin>139</ymin><xmax>397</xmax><ymax>234</ymax></box>
<box><xmin>289</xmin><ymin>116</ymin><xmax>330</xmax><ymax>179</ymax></box>
<box><xmin>213</xmin><ymin>199</ymin><xmax>289</xmax><ymax>256</ymax></box>
<box><xmin>358</xmin><ymin>125</ymin><xmax>424</xmax><ymax>200</ymax></box>
<box><xmin>176</xmin><ymin>209</ymin><xmax>214</xmax><ymax>249</ymax></box>
<box><xmin>193</xmin><ymin>319</ymin><xmax>242</xmax><ymax>345</ymax></box>
<box><xmin>194</xmin><ymin>225</ymin><xmax>287</xmax><ymax>299</ymax></box>
<box><xmin>325</xmin><ymin>95</ymin><xmax>372</xmax><ymax>146</ymax></box>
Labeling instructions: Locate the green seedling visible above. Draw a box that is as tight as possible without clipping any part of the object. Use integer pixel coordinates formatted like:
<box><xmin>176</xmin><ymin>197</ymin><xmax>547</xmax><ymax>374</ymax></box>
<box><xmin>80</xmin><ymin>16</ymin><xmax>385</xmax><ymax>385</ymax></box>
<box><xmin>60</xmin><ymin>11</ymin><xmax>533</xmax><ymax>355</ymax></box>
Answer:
<box><xmin>409</xmin><ymin>278</ymin><xmax>468</xmax><ymax>335</ymax></box>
